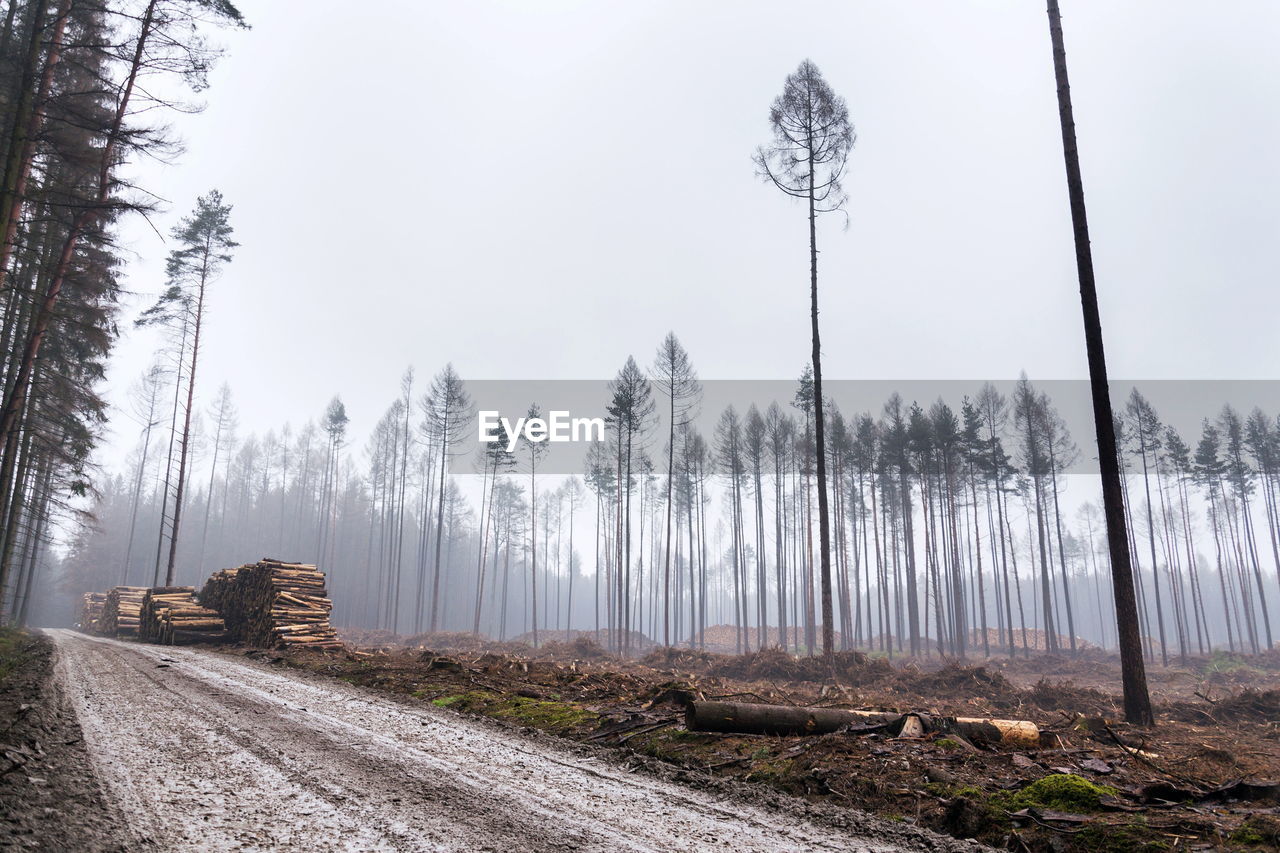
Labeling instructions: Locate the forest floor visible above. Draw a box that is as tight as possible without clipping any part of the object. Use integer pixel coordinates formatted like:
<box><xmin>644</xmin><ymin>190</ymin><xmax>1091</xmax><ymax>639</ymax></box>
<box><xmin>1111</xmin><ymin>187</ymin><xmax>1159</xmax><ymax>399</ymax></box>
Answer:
<box><xmin>275</xmin><ymin>630</ymin><xmax>1280</xmax><ymax>852</ymax></box>
<box><xmin>0</xmin><ymin>629</ymin><xmax>125</xmax><ymax>851</ymax></box>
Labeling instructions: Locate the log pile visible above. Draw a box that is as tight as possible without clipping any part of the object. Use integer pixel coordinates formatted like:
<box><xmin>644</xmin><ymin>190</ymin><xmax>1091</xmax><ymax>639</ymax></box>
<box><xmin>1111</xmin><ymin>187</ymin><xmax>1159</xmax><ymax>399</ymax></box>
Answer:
<box><xmin>197</xmin><ymin>566</ymin><xmax>245</xmax><ymax>616</ymax></box>
<box><xmin>139</xmin><ymin>587</ymin><xmax>227</xmax><ymax>645</ymax></box>
<box><xmin>100</xmin><ymin>586</ymin><xmax>148</xmax><ymax>637</ymax></box>
<box><xmin>78</xmin><ymin>592</ymin><xmax>107</xmax><ymax>634</ymax></box>
<box><xmin>199</xmin><ymin>559</ymin><xmax>341</xmax><ymax>651</ymax></box>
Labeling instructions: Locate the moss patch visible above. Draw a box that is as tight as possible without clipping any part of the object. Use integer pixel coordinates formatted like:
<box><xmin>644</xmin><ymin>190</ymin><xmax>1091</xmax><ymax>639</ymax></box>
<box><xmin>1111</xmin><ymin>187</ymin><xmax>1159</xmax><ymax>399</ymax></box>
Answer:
<box><xmin>1002</xmin><ymin>773</ymin><xmax>1117</xmax><ymax>813</ymax></box>
<box><xmin>1072</xmin><ymin>822</ymin><xmax>1168</xmax><ymax>852</ymax></box>
<box><xmin>1231</xmin><ymin>816</ymin><xmax>1280</xmax><ymax>848</ymax></box>
<box><xmin>426</xmin><ymin>690</ymin><xmax>599</xmax><ymax>733</ymax></box>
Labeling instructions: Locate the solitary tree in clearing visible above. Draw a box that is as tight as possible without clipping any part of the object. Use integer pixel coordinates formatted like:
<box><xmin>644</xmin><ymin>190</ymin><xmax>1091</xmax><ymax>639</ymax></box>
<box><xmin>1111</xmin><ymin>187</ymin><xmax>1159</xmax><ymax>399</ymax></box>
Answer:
<box><xmin>522</xmin><ymin>403</ymin><xmax>549</xmax><ymax>647</ymax></box>
<box><xmin>606</xmin><ymin>357</ymin><xmax>654</xmax><ymax>655</ymax></box>
<box><xmin>422</xmin><ymin>364</ymin><xmax>473</xmax><ymax>633</ymax></box>
<box><xmin>754</xmin><ymin>59</ymin><xmax>854</xmax><ymax>659</ymax></box>
<box><xmin>1045</xmin><ymin>0</ymin><xmax>1152</xmax><ymax>724</ymax></box>
<box><xmin>138</xmin><ymin>190</ymin><xmax>238</xmax><ymax>586</ymax></box>
<box><xmin>651</xmin><ymin>332</ymin><xmax>699</xmax><ymax>648</ymax></box>
<box><xmin>317</xmin><ymin>396</ymin><xmax>349</xmax><ymax>574</ymax></box>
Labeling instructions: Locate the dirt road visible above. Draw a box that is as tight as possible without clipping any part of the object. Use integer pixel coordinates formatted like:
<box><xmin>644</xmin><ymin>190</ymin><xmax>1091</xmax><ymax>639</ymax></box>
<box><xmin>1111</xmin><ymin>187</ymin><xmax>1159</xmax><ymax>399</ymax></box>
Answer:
<box><xmin>49</xmin><ymin>630</ymin><xmax>977</xmax><ymax>852</ymax></box>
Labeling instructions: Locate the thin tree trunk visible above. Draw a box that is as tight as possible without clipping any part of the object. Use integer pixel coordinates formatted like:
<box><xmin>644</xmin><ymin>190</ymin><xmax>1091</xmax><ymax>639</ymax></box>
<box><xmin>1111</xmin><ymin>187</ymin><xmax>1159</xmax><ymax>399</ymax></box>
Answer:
<box><xmin>807</xmin><ymin>165</ymin><xmax>835</xmax><ymax>659</ymax></box>
<box><xmin>1046</xmin><ymin>0</ymin><xmax>1152</xmax><ymax>724</ymax></box>
<box><xmin>164</xmin><ymin>243</ymin><xmax>213</xmax><ymax>585</ymax></box>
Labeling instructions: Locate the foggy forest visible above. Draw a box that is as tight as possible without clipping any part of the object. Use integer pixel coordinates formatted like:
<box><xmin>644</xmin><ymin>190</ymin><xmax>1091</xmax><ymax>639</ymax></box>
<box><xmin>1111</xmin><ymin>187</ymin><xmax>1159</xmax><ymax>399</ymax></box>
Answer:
<box><xmin>2</xmin><ymin>1</ymin><xmax>1279</xmax><ymax>851</ymax></box>
<box><xmin>43</xmin><ymin>364</ymin><xmax>1280</xmax><ymax>668</ymax></box>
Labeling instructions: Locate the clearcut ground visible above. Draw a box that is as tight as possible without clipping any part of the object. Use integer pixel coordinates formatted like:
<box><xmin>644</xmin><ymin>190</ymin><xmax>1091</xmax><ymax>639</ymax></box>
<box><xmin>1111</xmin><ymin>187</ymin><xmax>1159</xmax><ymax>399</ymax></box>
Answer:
<box><xmin>44</xmin><ymin>630</ymin><xmax>979</xmax><ymax>852</ymax></box>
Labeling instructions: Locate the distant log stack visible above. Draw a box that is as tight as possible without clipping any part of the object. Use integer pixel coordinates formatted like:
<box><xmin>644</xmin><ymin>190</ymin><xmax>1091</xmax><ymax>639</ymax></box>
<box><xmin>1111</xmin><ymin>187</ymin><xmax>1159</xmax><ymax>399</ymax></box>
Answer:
<box><xmin>199</xmin><ymin>559</ymin><xmax>341</xmax><ymax>651</ymax></box>
<box><xmin>139</xmin><ymin>587</ymin><xmax>195</xmax><ymax>641</ymax></box>
<box><xmin>139</xmin><ymin>587</ymin><xmax>228</xmax><ymax>645</ymax></box>
<box><xmin>78</xmin><ymin>592</ymin><xmax>107</xmax><ymax>634</ymax></box>
<box><xmin>100</xmin><ymin>586</ymin><xmax>148</xmax><ymax>637</ymax></box>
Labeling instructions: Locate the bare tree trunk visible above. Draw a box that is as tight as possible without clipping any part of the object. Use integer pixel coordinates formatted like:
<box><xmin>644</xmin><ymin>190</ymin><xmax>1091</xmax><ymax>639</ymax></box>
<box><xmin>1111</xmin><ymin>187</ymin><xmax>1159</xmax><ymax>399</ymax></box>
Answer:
<box><xmin>807</xmin><ymin>167</ymin><xmax>835</xmax><ymax>659</ymax></box>
<box><xmin>123</xmin><ymin>418</ymin><xmax>156</xmax><ymax>584</ymax></box>
<box><xmin>164</xmin><ymin>245</ymin><xmax>213</xmax><ymax>585</ymax></box>
<box><xmin>663</xmin><ymin>384</ymin><xmax>674</xmax><ymax>647</ymax></box>
<box><xmin>430</xmin><ymin>407</ymin><xmax>449</xmax><ymax>633</ymax></box>
<box><xmin>14</xmin><ymin>453</ymin><xmax>53</xmax><ymax>626</ymax></box>
<box><xmin>529</xmin><ymin>454</ymin><xmax>539</xmax><ymax>647</ymax></box>
<box><xmin>1047</xmin><ymin>441</ymin><xmax>1077</xmax><ymax>653</ymax></box>
<box><xmin>473</xmin><ymin>454</ymin><xmax>494</xmax><ymax>635</ymax></box>
<box><xmin>1046</xmin><ymin>0</ymin><xmax>1152</xmax><ymax>724</ymax></box>
<box><xmin>1135</xmin><ymin>432</ymin><xmax>1168</xmax><ymax>665</ymax></box>
<box><xmin>197</xmin><ymin>408</ymin><xmax>224</xmax><ymax>572</ymax></box>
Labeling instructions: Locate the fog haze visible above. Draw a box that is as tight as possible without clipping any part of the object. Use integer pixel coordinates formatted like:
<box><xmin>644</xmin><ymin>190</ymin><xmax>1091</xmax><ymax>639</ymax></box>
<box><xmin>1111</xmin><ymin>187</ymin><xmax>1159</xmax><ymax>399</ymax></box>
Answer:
<box><xmin>102</xmin><ymin>0</ymin><xmax>1280</xmax><ymax>461</ymax></box>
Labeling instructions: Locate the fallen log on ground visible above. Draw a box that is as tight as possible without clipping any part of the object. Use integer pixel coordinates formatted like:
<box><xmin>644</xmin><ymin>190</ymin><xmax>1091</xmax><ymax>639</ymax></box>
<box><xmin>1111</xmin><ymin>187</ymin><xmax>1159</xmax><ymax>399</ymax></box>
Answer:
<box><xmin>198</xmin><ymin>558</ymin><xmax>341</xmax><ymax>651</ymax></box>
<box><xmin>685</xmin><ymin>700</ymin><xmax>1040</xmax><ymax>748</ymax></box>
<box><xmin>100</xmin><ymin>586</ymin><xmax>148</xmax><ymax>638</ymax></box>
<box><xmin>78</xmin><ymin>592</ymin><xmax>107</xmax><ymax>634</ymax></box>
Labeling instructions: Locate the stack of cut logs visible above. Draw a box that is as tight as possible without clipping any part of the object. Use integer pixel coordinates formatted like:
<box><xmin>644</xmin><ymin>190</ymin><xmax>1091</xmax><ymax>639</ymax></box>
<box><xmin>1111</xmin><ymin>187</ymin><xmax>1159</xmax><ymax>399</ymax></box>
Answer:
<box><xmin>196</xmin><ymin>566</ymin><xmax>244</xmax><ymax>616</ymax></box>
<box><xmin>139</xmin><ymin>587</ymin><xmax>227</xmax><ymax>645</ymax></box>
<box><xmin>78</xmin><ymin>592</ymin><xmax>107</xmax><ymax>634</ymax></box>
<box><xmin>199</xmin><ymin>559</ymin><xmax>341</xmax><ymax>651</ymax></box>
<box><xmin>100</xmin><ymin>586</ymin><xmax>148</xmax><ymax>637</ymax></box>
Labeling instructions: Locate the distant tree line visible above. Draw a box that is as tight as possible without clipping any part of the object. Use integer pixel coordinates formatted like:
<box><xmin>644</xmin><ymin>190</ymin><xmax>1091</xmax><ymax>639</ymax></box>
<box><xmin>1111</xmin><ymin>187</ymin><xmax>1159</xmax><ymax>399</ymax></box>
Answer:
<box><xmin>46</xmin><ymin>346</ymin><xmax>1280</xmax><ymax>663</ymax></box>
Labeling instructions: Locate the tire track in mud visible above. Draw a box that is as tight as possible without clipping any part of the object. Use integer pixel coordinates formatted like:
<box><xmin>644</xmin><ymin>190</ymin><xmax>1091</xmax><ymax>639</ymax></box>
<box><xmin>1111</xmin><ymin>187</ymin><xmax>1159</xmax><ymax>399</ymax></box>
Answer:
<box><xmin>50</xmin><ymin>630</ymin><xmax>970</xmax><ymax>852</ymax></box>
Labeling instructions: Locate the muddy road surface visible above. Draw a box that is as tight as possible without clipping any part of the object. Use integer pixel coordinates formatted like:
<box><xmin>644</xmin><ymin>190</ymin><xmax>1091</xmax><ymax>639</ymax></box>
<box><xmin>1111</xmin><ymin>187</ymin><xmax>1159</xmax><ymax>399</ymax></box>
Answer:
<box><xmin>49</xmin><ymin>630</ymin><xmax>977</xmax><ymax>852</ymax></box>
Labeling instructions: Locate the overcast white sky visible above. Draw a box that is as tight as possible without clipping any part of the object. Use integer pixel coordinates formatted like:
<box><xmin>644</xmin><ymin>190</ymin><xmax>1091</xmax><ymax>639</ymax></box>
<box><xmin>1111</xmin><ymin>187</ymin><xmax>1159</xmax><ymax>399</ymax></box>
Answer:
<box><xmin>100</xmin><ymin>0</ymin><xmax>1280</xmax><ymax>469</ymax></box>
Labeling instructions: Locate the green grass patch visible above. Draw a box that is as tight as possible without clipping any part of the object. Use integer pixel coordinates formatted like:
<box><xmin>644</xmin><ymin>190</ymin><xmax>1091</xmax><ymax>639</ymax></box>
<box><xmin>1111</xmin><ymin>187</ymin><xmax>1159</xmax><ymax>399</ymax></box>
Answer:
<box><xmin>1205</xmin><ymin>650</ymin><xmax>1261</xmax><ymax>677</ymax></box>
<box><xmin>745</xmin><ymin>758</ymin><xmax>795</xmax><ymax>783</ymax></box>
<box><xmin>0</xmin><ymin>628</ymin><xmax>30</xmax><ymax>684</ymax></box>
